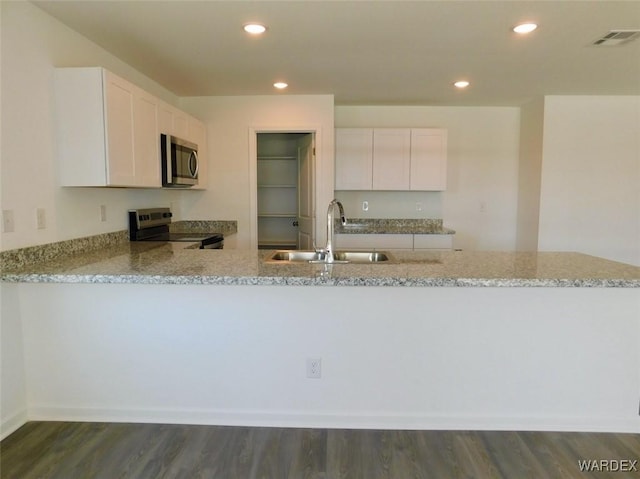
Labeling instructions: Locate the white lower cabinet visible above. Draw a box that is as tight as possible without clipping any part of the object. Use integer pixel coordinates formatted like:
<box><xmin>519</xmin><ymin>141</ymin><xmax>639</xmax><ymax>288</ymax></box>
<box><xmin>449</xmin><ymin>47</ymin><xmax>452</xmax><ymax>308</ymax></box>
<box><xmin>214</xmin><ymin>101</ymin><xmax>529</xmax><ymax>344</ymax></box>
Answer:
<box><xmin>413</xmin><ymin>234</ymin><xmax>453</xmax><ymax>250</ymax></box>
<box><xmin>334</xmin><ymin>234</ymin><xmax>413</xmax><ymax>250</ymax></box>
<box><xmin>336</xmin><ymin>233</ymin><xmax>453</xmax><ymax>251</ymax></box>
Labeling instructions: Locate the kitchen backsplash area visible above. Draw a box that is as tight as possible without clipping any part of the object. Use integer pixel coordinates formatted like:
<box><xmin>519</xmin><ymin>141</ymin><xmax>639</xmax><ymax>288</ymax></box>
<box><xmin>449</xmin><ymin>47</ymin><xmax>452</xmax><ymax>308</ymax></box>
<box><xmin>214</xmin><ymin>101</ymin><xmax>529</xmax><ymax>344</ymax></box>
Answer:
<box><xmin>335</xmin><ymin>218</ymin><xmax>453</xmax><ymax>235</ymax></box>
<box><xmin>0</xmin><ymin>220</ymin><xmax>238</xmax><ymax>270</ymax></box>
<box><xmin>170</xmin><ymin>220</ymin><xmax>238</xmax><ymax>236</ymax></box>
<box><xmin>334</xmin><ymin>190</ymin><xmax>443</xmax><ymax>219</ymax></box>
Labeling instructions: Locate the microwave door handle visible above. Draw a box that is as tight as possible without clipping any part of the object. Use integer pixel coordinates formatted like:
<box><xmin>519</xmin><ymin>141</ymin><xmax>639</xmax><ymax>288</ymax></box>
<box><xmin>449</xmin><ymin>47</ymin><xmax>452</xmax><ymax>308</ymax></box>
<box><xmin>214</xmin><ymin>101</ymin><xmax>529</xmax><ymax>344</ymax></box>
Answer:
<box><xmin>164</xmin><ymin>135</ymin><xmax>173</xmax><ymax>184</ymax></box>
<box><xmin>189</xmin><ymin>151</ymin><xmax>199</xmax><ymax>178</ymax></box>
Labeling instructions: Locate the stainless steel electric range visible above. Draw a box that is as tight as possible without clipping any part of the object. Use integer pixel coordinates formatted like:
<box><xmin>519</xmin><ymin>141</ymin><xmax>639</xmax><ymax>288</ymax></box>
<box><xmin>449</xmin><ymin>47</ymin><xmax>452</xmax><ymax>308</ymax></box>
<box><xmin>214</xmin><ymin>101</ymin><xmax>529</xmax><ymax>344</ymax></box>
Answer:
<box><xmin>128</xmin><ymin>207</ymin><xmax>224</xmax><ymax>249</ymax></box>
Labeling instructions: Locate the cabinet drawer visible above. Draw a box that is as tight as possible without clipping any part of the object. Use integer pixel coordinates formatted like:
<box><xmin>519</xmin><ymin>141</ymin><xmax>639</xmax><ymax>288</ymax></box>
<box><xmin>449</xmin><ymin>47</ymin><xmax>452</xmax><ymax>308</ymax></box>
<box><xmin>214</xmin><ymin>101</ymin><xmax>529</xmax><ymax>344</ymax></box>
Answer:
<box><xmin>335</xmin><ymin>234</ymin><xmax>413</xmax><ymax>250</ymax></box>
<box><xmin>413</xmin><ymin>234</ymin><xmax>453</xmax><ymax>250</ymax></box>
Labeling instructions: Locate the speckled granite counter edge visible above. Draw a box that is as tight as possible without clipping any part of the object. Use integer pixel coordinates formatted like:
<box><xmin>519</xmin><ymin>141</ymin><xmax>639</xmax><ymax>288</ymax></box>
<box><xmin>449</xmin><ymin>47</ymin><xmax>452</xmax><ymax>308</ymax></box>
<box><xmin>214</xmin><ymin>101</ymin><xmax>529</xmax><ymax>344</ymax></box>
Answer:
<box><xmin>2</xmin><ymin>273</ymin><xmax>638</xmax><ymax>287</ymax></box>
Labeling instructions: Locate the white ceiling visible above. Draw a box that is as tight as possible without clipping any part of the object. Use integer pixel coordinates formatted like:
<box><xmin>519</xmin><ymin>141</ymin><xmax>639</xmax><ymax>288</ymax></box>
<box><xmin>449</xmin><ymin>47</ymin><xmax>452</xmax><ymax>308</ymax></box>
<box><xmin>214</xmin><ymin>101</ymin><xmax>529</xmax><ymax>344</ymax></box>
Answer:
<box><xmin>33</xmin><ymin>0</ymin><xmax>640</xmax><ymax>106</ymax></box>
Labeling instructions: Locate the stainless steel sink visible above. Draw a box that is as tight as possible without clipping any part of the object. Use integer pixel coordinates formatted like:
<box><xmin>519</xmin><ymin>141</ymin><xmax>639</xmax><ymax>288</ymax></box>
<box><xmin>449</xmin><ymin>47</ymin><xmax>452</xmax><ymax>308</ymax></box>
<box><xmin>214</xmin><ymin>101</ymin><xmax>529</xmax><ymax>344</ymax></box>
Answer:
<box><xmin>333</xmin><ymin>251</ymin><xmax>390</xmax><ymax>263</ymax></box>
<box><xmin>265</xmin><ymin>250</ymin><xmax>391</xmax><ymax>264</ymax></box>
<box><xmin>267</xmin><ymin>251</ymin><xmax>327</xmax><ymax>262</ymax></box>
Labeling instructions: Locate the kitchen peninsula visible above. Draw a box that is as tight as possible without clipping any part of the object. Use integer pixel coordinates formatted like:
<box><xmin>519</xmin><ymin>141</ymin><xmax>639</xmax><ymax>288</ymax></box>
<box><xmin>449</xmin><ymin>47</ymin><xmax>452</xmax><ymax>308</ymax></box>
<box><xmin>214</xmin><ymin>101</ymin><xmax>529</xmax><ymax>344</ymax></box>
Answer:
<box><xmin>1</xmin><ymin>241</ymin><xmax>638</xmax><ymax>287</ymax></box>
<box><xmin>1</xmin><ymin>237</ymin><xmax>639</xmax><ymax>438</ymax></box>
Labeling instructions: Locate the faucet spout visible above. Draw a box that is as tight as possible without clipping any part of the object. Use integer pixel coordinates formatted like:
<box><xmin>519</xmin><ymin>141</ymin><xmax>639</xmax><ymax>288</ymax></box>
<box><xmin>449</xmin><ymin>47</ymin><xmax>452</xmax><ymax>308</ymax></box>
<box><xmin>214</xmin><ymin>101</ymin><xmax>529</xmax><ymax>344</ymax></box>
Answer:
<box><xmin>326</xmin><ymin>199</ymin><xmax>346</xmax><ymax>263</ymax></box>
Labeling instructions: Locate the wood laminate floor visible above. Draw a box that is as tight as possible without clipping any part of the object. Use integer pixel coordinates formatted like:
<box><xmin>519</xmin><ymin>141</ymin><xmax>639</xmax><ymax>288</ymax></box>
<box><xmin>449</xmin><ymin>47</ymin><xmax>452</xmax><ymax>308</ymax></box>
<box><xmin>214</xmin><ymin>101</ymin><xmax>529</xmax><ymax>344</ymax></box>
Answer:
<box><xmin>1</xmin><ymin>422</ymin><xmax>639</xmax><ymax>479</ymax></box>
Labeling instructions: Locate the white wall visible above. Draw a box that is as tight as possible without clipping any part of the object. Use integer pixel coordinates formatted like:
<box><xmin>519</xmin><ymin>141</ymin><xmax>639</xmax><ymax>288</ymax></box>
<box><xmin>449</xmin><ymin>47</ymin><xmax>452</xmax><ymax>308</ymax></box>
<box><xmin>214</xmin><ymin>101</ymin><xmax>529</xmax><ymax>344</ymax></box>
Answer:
<box><xmin>13</xmin><ymin>283</ymin><xmax>640</xmax><ymax>433</ymax></box>
<box><xmin>335</xmin><ymin>106</ymin><xmax>521</xmax><ymax>251</ymax></box>
<box><xmin>180</xmin><ymin>95</ymin><xmax>335</xmax><ymax>249</ymax></box>
<box><xmin>516</xmin><ymin>98</ymin><xmax>544</xmax><ymax>251</ymax></box>
<box><xmin>538</xmin><ymin>96</ymin><xmax>640</xmax><ymax>266</ymax></box>
<box><xmin>0</xmin><ymin>1</ymin><xmax>188</xmax><ymax>252</ymax></box>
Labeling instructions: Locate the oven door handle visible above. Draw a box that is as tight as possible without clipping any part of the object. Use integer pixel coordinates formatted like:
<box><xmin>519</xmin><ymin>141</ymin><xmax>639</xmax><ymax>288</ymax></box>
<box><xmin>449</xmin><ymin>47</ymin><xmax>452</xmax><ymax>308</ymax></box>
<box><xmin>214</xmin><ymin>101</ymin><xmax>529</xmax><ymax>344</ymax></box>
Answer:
<box><xmin>201</xmin><ymin>240</ymin><xmax>223</xmax><ymax>249</ymax></box>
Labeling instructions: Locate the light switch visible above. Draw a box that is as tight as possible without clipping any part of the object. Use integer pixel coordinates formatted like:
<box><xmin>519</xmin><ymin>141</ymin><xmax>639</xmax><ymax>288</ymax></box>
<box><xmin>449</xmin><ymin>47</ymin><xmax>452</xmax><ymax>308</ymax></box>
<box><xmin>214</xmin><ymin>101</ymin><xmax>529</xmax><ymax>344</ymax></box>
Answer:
<box><xmin>36</xmin><ymin>208</ymin><xmax>46</xmax><ymax>229</ymax></box>
<box><xmin>2</xmin><ymin>209</ymin><xmax>15</xmax><ymax>233</ymax></box>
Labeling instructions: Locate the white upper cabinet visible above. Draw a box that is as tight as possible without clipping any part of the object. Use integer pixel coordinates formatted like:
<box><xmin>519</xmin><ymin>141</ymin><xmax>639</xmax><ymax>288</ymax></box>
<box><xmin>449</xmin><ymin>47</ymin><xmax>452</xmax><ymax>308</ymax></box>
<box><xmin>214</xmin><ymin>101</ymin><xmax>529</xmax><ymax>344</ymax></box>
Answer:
<box><xmin>335</xmin><ymin>128</ymin><xmax>373</xmax><ymax>190</ymax></box>
<box><xmin>56</xmin><ymin>68</ymin><xmax>159</xmax><ymax>187</ymax></box>
<box><xmin>132</xmin><ymin>89</ymin><xmax>161</xmax><ymax>187</ymax></box>
<box><xmin>55</xmin><ymin>67</ymin><xmax>206</xmax><ymax>189</ymax></box>
<box><xmin>372</xmin><ymin>129</ymin><xmax>411</xmax><ymax>190</ymax></box>
<box><xmin>173</xmin><ymin>111</ymin><xmax>189</xmax><ymax>140</ymax></box>
<box><xmin>335</xmin><ymin>128</ymin><xmax>447</xmax><ymax>191</ymax></box>
<box><xmin>158</xmin><ymin>102</ymin><xmax>190</xmax><ymax>140</ymax></box>
<box><xmin>158</xmin><ymin>103</ymin><xmax>175</xmax><ymax>138</ymax></box>
<box><xmin>103</xmin><ymin>72</ymin><xmax>137</xmax><ymax>185</ymax></box>
<box><xmin>410</xmin><ymin>129</ymin><xmax>448</xmax><ymax>191</ymax></box>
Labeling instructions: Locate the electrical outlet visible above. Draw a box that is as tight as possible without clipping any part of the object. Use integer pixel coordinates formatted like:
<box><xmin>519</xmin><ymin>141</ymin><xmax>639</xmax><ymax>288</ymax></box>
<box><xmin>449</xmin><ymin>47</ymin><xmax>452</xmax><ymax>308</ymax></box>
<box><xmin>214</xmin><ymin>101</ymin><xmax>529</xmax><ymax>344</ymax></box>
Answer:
<box><xmin>306</xmin><ymin>358</ymin><xmax>322</xmax><ymax>379</ymax></box>
<box><xmin>100</xmin><ymin>205</ymin><xmax>107</xmax><ymax>222</ymax></box>
<box><xmin>2</xmin><ymin>209</ymin><xmax>15</xmax><ymax>233</ymax></box>
<box><xmin>416</xmin><ymin>202</ymin><xmax>423</xmax><ymax>212</ymax></box>
<box><xmin>36</xmin><ymin>208</ymin><xmax>46</xmax><ymax>229</ymax></box>
<box><xmin>362</xmin><ymin>201</ymin><xmax>369</xmax><ymax>212</ymax></box>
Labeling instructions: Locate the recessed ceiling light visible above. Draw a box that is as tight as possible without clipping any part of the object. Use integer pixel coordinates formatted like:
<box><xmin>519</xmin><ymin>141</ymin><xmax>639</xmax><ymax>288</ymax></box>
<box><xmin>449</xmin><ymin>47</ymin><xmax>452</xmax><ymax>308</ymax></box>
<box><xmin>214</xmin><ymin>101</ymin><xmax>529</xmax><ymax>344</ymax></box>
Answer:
<box><xmin>273</xmin><ymin>82</ymin><xmax>288</xmax><ymax>89</ymax></box>
<box><xmin>513</xmin><ymin>23</ymin><xmax>538</xmax><ymax>34</ymax></box>
<box><xmin>243</xmin><ymin>23</ymin><xmax>267</xmax><ymax>35</ymax></box>
<box><xmin>453</xmin><ymin>80</ymin><xmax>470</xmax><ymax>89</ymax></box>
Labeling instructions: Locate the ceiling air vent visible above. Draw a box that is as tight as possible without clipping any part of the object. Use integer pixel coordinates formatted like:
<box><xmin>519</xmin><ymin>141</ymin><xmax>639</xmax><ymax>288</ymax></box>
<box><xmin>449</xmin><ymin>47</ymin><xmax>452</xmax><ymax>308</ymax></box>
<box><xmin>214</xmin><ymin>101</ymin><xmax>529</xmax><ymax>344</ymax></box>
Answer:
<box><xmin>592</xmin><ymin>30</ymin><xmax>640</xmax><ymax>46</ymax></box>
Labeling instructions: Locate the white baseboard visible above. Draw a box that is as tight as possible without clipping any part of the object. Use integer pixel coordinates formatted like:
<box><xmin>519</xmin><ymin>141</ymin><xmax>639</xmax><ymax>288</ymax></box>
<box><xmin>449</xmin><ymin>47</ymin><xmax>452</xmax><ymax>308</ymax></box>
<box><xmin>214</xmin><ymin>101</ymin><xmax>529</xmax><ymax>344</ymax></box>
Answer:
<box><xmin>1</xmin><ymin>409</ymin><xmax>28</xmax><ymax>440</ymax></box>
<box><xmin>26</xmin><ymin>406</ymin><xmax>640</xmax><ymax>433</ymax></box>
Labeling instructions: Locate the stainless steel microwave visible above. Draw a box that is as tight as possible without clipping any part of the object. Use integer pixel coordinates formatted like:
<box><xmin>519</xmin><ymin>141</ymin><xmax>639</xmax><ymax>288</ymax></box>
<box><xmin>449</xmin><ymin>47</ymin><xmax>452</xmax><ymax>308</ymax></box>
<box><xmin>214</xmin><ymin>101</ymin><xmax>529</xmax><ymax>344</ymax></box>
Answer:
<box><xmin>160</xmin><ymin>134</ymin><xmax>198</xmax><ymax>187</ymax></box>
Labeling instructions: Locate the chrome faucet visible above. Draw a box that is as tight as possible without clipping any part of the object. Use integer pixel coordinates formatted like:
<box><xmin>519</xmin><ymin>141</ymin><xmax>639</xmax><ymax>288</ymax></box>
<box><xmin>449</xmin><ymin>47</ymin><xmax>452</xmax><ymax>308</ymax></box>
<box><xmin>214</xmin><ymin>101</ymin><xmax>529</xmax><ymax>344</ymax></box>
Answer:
<box><xmin>325</xmin><ymin>199</ymin><xmax>346</xmax><ymax>263</ymax></box>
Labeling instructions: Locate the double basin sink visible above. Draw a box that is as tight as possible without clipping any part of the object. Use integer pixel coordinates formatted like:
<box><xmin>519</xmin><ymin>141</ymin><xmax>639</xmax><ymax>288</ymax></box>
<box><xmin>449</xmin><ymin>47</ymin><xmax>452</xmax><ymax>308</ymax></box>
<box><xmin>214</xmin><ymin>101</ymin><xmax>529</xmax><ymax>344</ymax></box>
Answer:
<box><xmin>266</xmin><ymin>250</ymin><xmax>391</xmax><ymax>264</ymax></box>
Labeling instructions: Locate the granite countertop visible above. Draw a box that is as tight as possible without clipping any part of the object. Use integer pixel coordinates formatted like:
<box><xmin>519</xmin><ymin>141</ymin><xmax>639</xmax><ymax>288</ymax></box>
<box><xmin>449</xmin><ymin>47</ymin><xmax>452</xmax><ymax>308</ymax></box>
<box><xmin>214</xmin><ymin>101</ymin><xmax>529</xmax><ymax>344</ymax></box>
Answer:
<box><xmin>169</xmin><ymin>220</ymin><xmax>237</xmax><ymax>236</ymax></box>
<box><xmin>336</xmin><ymin>219</ymin><xmax>455</xmax><ymax>235</ymax></box>
<box><xmin>2</xmin><ymin>240</ymin><xmax>638</xmax><ymax>287</ymax></box>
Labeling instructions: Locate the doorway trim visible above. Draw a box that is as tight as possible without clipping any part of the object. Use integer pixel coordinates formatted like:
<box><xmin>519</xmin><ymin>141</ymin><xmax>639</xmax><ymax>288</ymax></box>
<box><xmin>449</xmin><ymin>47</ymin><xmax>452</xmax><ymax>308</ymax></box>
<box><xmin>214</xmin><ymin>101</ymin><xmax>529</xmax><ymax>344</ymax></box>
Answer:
<box><xmin>249</xmin><ymin>126</ymin><xmax>324</xmax><ymax>249</ymax></box>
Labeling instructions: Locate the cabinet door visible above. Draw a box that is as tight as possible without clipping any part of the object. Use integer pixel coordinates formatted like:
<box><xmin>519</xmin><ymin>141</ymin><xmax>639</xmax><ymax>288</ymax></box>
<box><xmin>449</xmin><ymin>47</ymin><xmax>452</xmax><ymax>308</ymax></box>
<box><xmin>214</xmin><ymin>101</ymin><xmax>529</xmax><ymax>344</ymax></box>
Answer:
<box><xmin>133</xmin><ymin>89</ymin><xmax>160</xmax><ymax>187</ymax></box>
<box><xmin>158</xmin><ymin>102</ymin><xmax>189</xmax><ymax>139</ymax></box>
<box><xmin>56</xmin><ymin>68</ymin><xmax>204</xmax><ymax>188</ymax></box>
<box><xmin>372</xmin><ymin>129</ymin><xmax>411</xmax><ymax>190</ymax></box>
<box><xmin>104</xmin><ymin>72</ymin><xmax>136</xmax><ymax>186</ymax></box>
<box><xmin>55</xmin><ymin>68</ymin><xmax>108</xmax><ymax>186</ymax></box>
<box><xmin>413</xmin><ymin>234</ymin><xmax>453</xmax><ymax>250</ymax></box>
<box><xmin>158</xmin><ymin>102</ymin><xmax>175</xmax><ymax>136</ymax></box>
<box><xmin>334</xmin><ymin>234</ymin><xmax>413</xmax><ymax>250</ymax></box>
<box><xmin>335</xmin><ymin>128</ymin><xmax>373</xmax><ymax>190</ymax></box>
<box><xmin>173</xmin><ymin>111</ymin><xmax>189</xmax><ymax>139</ymax></box>
<box><xmin>410</xmin><ymin>129</ymin><xmax>447</xmax><ymax>191</ymax></box>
